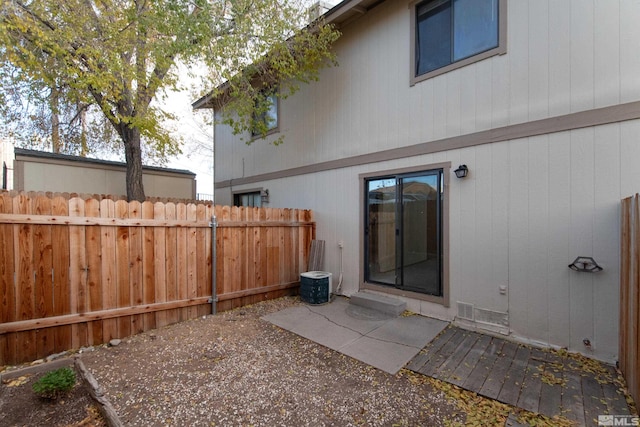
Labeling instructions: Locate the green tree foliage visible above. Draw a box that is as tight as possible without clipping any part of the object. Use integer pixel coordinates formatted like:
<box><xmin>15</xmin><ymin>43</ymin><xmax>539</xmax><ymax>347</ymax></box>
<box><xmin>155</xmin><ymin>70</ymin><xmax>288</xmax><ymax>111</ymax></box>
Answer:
<box><xmin>0</xmin><ymin>0</ymin><xmax>339</xmax><ymax>201</ymax></box>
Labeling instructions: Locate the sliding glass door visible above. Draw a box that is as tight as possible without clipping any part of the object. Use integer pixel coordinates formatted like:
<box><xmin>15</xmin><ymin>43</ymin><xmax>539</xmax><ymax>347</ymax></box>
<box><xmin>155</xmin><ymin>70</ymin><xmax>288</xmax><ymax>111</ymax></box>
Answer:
<box><xmin>365</xmin><ymin>169</ymin><xmax>443</xmax><ymax>296</ymax></box>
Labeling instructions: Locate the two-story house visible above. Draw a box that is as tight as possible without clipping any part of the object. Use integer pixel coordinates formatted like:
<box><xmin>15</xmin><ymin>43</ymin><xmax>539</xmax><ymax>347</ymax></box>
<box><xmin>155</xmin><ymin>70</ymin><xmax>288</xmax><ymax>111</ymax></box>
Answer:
<box><xmin>194</xmin><ymin>0</ymin><xmax>640</xmax><ymax>363</ymax></box>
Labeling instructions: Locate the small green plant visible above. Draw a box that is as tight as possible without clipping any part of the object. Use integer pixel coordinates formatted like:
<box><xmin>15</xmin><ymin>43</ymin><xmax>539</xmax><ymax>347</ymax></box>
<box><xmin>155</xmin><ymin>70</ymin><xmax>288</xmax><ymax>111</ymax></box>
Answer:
<box><xmin>32</xmin><ymin>367</ymin><xmax>76</xmax><ymax>399</ymax></box>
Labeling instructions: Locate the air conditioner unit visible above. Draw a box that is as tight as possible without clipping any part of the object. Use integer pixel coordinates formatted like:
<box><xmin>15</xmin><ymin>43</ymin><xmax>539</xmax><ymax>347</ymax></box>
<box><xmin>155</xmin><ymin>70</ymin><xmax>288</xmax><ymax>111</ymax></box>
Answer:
<box><xmin>300</xmin><ymin>271</ymin><xmax>332</xmax><ymax>304</ymax></box>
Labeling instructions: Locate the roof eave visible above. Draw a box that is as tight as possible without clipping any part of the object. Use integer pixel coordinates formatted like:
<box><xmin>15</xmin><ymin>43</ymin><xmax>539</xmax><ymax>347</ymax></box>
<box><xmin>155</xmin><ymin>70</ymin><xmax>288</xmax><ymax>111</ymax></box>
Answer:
<box><xmin>14</xmin><ymin>148</ymin><xmax>197</xmax><ymax>176</ymax></box>
<box><xmin>192</xmin><ymin>0</ymin><xmax>385</xmax><ymax>111</ymax></box>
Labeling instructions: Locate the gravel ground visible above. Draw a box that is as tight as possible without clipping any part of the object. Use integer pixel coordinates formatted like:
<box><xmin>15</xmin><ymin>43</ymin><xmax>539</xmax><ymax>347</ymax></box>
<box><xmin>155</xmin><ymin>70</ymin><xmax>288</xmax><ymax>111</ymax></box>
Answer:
<box><xmin>80</xmin><ymin>297</ymin><xmax>466</xmax><ymax>426</ymax></box>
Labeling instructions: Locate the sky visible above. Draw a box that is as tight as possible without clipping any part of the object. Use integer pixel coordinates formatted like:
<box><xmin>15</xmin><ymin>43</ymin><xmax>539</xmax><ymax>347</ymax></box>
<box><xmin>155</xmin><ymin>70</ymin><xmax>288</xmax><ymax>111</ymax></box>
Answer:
<box><xmin>162</xmin><ymin>69</ymin><xmax>215</xmax><ymax>199</ymax></box>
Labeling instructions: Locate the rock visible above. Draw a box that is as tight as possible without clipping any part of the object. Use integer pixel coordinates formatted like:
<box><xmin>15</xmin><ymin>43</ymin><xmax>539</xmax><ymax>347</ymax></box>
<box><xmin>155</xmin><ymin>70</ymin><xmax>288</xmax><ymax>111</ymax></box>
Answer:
<box><xmin>109</xmin><ymin>339</ymin><xmax>122</xmax><ymax>347</ymax></box>
<box><xmin>204</xmin><ymin>350</ymin><xmax>224</xmax><ymax>360</ymax></box>
<box><xmin>46</xmin><ymin>351</ymin><xmax>69</xmax><ymax>362</ymax></box>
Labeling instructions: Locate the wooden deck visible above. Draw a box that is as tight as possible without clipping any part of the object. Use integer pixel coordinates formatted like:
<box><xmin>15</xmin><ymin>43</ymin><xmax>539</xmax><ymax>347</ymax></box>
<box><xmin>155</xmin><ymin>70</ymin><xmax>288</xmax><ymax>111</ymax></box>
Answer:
<box><xmin>407</xmin><ymin>326</ymin><xmax>632</xmax><ymax>426</ymax></box>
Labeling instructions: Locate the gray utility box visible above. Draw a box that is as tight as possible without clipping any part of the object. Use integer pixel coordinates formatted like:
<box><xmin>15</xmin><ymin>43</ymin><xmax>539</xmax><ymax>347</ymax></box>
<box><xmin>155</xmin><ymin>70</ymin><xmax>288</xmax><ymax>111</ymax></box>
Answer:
<box><xmin>300</xmin><ymin>271</ymin><xmax>332</xmax><ymax>305</ymax></box>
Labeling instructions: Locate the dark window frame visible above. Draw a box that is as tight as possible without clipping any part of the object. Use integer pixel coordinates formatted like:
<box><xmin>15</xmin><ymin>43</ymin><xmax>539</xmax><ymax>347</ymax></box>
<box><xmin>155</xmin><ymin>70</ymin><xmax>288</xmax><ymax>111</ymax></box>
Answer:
<box><xmin>410</xmin><ymin>0</ymin><xmax>507</xmax><ymax>86</ymax></box>
<box><xmin>251</xmin><ymin>91</ymin><xmax>280</xmax><ymax>139</ymax></box>
<box><xmin>360</xmin><ymin>162</ymin><xmax>451</xmax><ymax>307</ymax></box>
<box><xmin>233</xmin><ymin>190</ymin><xmax>262</xmax><ymax>207</ymax></box>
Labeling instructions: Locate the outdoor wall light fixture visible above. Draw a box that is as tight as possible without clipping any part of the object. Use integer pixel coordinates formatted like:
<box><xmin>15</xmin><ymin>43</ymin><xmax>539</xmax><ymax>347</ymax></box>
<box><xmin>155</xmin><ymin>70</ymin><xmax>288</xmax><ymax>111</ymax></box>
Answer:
<box><xmin>568</xmin><ymin>256</ymin><xmax>603</xmax><ymax>273</ymax></box>
<box><xmin>454</xmin><ymin>164</ymin><xmax>468</xmax><ymax>179</ymax></box>
<box><xmin>261</xmin><ymin>189</ymin><xmax>270</xmax><ymax>204</ymax></box>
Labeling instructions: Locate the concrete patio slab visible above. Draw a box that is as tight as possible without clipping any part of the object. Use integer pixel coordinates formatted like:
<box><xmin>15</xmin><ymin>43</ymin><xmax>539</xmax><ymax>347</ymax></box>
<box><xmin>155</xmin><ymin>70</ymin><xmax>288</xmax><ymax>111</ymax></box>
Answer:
<box><xmin>264</xmin><ymin>304</ymin><xmax>363</xmax><ymax>350</ymax></box>
<box><xmin>262</xmin><ymin>296</ymin><xmax>448</xmax><ymax>375</ymax></box>
<box><xmin>370</xmin><ymin>314</ymin><xmax>448</xmax><ymax>348</ymax></box>
<box><xmin>340</xmin><ymin>335</ymin><xmax>419</xmax><ymax>375</ymax></box>
<box><xmin>309</xmin><ymin>302</ymin><xmax>389</xmax><ymax>335</ymax></box>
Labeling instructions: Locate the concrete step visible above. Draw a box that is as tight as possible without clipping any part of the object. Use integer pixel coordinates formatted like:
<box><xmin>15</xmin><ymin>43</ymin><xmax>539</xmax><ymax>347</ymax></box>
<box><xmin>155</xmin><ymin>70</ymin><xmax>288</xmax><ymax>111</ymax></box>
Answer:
<box><xmin>349</xmin><ymin>292</ymin><xmax>406</xmax><ymax>317</ymax></box>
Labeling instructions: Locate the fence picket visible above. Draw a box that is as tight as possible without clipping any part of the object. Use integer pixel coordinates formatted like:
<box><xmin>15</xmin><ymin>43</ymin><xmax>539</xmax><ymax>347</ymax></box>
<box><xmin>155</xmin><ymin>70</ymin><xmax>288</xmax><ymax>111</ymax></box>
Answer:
<box><xmin>165</xmin><ymin>202</ymin><xmax>179</xmax><ymax>325</ymax></box>
<box><xmin>176</xmin><ymin>203</ymin><xmax>189</xmax><ymax>321</ymax></box>
<box><xmin>196</xmin><ymin>204</ymin><xmax>209</xmax><ymax>317</ymax></box>
<box><xmin>52</xmin><ymin>197</ymin><xmax>72</xmax><ymax>357</ymax></box>
<box><xmin>14</xmin><ymin>194</ymin><xmax>35</xmax><ymax>363</ymax></box>
<box><xmin>129</xmin><ymin>201</ymin><xmax>144</xmax><ymax>335</ymax></box>
<box><xmin>283</xmin><ymin>209</ymin><xmax>293</xmax><ymax>283</ymax></box>
<box><xmin>632</xmin><ymin>195</ymin><xmax>640</xmax><ymax>403</ymax></box>
<box><xmin>100</xmin><ymin>199</ymin><xmax>118</xmax><ymax>342</ymax></box>
<box><xmin>32</xmin><ymin>195</ymin><xmax>54</xmax><ymax>359</ymax></box>
<box><xmin>187</xmin><ymin>203</ymin><xmax>198</xmax><ymax>319</ymax></box>
<box><xmin>69</xmin><ymin>198</ymin><xmax>88</xmax><ymax>349</ymax></box>
<box><xmin>621</xmin><ymin>194</ymin><xmax>640</xmax><ymax>407</ymax></box>
<box><xmin>635</xmin><ymin>196</ymin><xmax>640</xmax><ymax>405</ymax></box>
<box><xmin>265</xmin><ymin>208</ymin><xmax>276</xmax><ymax>289</ymax></box>
<box><xmin>0</xmin><ymin>193</ymin><xmax>15</xmax><ymax>365</ymax></box>
<box><xmin>153</xmin><ymin>202</ymin><xmax>169</xmax><ymax>328</ymax></box>
<box><xmin>219</xmin><ymin>205</ymin><xmax>231</xmax><ymax>311</ymax></box>
<box><xmin>245</xmin><ymin>207</ymin><xmax>254</xmax><ymax>299</ymax></box>
<box><xmin>259</xmin><ymin>207</ymin><xmax>268</xmax><ymax>289</ymax></box>
<box><xmin>85</xmin><ymin>198</ymin><xmax>103</xmax><ymax>346</ymax></box>
<box><xmin>115</xmin><ymin>200</ymin><xmax>131</xmax><ymax>339</ymax></box>
<box><xmin>212</xmin><ymin>205</ymin><xmax>224</xmax><ymax>312</ymax></box>
<box><xmin>238</xmin><ymin>207</ymin><xmax>247</xmax><ymax>295</ymax></box>
<box><xmin>231</xmin><ymin>207</ymin><xmax>242</xmax><ymax>302</ymax></box>
<box><xmin>142</xmin><ymin>202</ymin><xmax>156</xmax><ymax>330</ymax></box>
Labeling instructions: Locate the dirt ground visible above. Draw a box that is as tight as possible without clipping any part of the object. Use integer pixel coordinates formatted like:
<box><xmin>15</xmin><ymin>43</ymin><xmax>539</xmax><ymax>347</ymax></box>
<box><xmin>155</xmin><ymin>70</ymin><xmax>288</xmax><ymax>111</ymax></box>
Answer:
<box><xmin>77</xmin><ymin>297</ymin><xmax>467</xmax><ymax>426</ymax></box>
<box><xmin>2</xmin><ymin>296</ymin><xmax>598</xmax><ymax>427</ymax></box>
<box><xmin>0</xmin><ymin>366</ymin><xmax>105</xmax><ymax>427</ymax></box>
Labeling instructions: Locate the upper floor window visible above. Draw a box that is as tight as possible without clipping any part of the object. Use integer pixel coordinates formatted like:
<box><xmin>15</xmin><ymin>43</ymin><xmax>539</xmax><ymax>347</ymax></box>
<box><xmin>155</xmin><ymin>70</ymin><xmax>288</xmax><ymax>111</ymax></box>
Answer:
<box><xmin>251</xmin><ymin>92</ymin><xmax>279</xmax><ymax>138</ymax></box>
<box><xmin>411</xmin><ymin>0</ymin><xmax>505</xmax><ymax>85</ymax></box>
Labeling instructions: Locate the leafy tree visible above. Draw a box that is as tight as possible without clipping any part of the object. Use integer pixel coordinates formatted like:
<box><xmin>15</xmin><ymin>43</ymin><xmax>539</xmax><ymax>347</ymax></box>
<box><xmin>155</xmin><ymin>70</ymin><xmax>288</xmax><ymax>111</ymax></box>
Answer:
<box><xmin>0</xmin><ymin>65</ymin><xmax>117</xmax><ymax>156</ymax></box>
<box><xmin>0</xmin><ymin>0</ymin><xmax>339</xmax><ymax>201</ymax></box>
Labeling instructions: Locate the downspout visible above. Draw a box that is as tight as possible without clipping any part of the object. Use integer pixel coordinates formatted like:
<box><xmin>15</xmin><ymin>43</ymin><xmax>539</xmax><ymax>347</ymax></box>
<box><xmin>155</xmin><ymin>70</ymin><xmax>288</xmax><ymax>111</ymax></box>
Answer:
<box><xmin>209</xmin><ymin>215</ymin><xmax>218</xmax><ymax>314</ymax></box>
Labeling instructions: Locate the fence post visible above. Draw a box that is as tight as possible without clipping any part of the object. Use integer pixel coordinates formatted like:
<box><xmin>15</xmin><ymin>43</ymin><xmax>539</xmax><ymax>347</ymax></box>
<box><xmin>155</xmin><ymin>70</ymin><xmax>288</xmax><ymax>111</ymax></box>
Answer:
<box><xmin>209</xmin><ymin>215</ymin><xmax>218</xmax><ymax>315</ymax></box>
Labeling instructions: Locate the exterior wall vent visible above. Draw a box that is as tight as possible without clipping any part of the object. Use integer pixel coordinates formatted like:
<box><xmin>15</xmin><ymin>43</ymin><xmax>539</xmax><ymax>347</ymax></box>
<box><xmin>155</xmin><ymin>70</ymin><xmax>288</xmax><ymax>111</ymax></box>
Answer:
<box><xmin>457</xmin><ymin>302</ymin><xmax>474</xmax><ymax>321</ymax></box>
<box><xmin>474</xmin><ymin>307</ymin><xmax>509</xmax><ymax>327</ymax></box>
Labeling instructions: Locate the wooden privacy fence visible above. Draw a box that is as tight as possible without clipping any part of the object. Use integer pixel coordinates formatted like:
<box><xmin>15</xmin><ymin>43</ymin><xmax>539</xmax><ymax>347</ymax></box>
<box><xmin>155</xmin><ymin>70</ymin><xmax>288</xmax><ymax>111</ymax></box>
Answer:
<box><xmin>621</xmin><ymin>193</ymin><xmax>640</xmax><ymax>406</ymax></box>
<box><xmin>0</xmin><ymin>192</ymin><xmax>314</xmax><ymax>365</ymax></box>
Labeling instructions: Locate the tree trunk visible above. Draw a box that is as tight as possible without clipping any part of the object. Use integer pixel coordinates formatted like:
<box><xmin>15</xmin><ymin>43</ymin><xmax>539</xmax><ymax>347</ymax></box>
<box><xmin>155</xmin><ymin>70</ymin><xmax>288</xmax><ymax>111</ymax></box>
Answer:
<box><xmin>80</xmin><ymin>106</ymin><xmax>88</xmax><ymax>157</ymax></box>
<box><xmin>121</xmin><ymin>125</ymin><xmax>146</xmax><ymax>202</ymax></box>
<box><xmin>50</xmin><ymin>86</ymin><xmax>61</xmax><ymax>153</ymax></box>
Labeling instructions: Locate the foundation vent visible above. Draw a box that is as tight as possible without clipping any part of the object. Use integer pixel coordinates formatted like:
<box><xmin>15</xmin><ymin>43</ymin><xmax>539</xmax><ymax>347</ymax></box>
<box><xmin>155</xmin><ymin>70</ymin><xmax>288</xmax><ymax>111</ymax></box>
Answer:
<box><xmin>474</xmin><ymin>307</ymin><xmax>509</xmax><ymax>327</ymax></box>
<box><xmin>457</xmin><ymin>302</ymin><xmax>474</xmax><ymax>321</ymax></box>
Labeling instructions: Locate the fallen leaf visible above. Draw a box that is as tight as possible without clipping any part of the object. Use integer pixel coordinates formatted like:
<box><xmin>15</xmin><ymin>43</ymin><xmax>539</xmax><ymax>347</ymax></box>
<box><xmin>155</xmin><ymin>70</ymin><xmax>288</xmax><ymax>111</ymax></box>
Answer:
<box><xmin>4</xmin><ymin>375</ymin><xmax>31</xmax><ymax>387</ymax></box>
